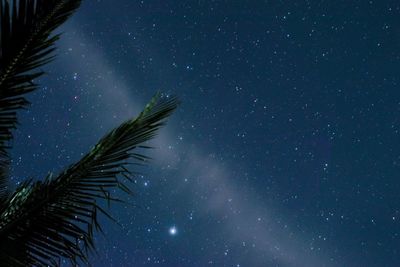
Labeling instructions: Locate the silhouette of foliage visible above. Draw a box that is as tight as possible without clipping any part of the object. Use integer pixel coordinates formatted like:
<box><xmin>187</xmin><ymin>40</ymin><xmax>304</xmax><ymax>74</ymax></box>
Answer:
<box><xmin>0</xmin><ymin>1</ymin><xmax>178</xmax><ymax>265</ymax></box>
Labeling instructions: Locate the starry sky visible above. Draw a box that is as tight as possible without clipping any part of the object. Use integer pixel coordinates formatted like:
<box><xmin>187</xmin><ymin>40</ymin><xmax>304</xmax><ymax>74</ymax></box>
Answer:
<box><xmin>8</xmin><ymin>0</ymin><xmax>400</xmax><ymax>266</ymax></box>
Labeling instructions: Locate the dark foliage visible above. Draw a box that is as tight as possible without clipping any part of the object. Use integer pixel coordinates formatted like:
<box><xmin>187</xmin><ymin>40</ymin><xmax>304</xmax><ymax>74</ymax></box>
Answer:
<box><xmin>0</xmin><ymin>1</ymin><xmax>179</xmax><ymax>265</ymax></box>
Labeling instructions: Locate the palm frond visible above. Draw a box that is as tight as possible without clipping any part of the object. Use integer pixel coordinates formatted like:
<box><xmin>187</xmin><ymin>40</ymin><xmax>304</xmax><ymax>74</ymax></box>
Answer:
<box><xmin>0</xmin><ymin>0</ymin><xmax>82</xmax><ymax>199</ymax></box>
<box><xmin>0</xmin><ymin>93</ymin><xmax>179</xmax><ymax>266</ymax></box>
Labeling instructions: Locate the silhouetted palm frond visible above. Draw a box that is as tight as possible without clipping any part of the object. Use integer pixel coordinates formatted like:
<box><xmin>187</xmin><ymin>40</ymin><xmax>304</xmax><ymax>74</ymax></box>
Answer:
<box><xmin>0</xmin><ymin>0</ymin><xmax>180</xmax><ymax>266</ymax></box>
<box><xmin>0</xmin><ymin>93</ymin><xmax>179</xmax><ymax>266</ymax></box>
<box><xmin>0</xmin><ymin>0</ymin><xmax>82</xmax><ymax>201</ymax></box>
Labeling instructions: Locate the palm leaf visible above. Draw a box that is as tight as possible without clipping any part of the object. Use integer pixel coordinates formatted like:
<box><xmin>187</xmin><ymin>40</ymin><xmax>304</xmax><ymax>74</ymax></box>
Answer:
<box><xmin>0</xmin><ymin>0</ymin><xmax>82</xmax><ymax>200</ymax></box>
<box><xmin>0</xmin><ymin>93</ymin><xmax>179</xmax><ymax>266</ymax></box>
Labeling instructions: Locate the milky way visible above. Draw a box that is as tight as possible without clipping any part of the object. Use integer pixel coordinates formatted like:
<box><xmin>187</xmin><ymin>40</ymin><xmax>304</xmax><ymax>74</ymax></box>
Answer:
<box><xmin>10</xmin><ymin>1</ymin><xmax>400</xmax><ymax>266</ymax></box>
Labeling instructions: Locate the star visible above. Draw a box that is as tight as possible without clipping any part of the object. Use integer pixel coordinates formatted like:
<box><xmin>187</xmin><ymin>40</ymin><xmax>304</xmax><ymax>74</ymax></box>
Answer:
<box><xmin>169</xmin><ymin>226</ymin><xmax>177</xmax><ymax>236</ymax></box>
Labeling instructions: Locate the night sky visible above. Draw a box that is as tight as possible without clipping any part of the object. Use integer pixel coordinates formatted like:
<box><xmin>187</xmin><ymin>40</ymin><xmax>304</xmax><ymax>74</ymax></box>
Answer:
<box><xmin>8</xmin><ymin>1</ymin><xmax>400</xmax><ymax>266</ymax></box>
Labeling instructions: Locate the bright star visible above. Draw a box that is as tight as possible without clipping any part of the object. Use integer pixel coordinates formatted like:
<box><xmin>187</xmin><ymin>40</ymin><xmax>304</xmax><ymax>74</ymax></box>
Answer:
<box><xmin>169</xmin><ymin>226</ymin><xmax>177</xmax><ymax>235</ymax></box>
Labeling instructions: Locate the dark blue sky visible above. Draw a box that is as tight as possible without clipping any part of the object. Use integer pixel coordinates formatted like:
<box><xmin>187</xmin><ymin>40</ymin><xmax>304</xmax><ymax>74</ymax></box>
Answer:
<box><xmin>9</xmin><ymin>1</ymin><xmax>400</xmax><ymax>266</ymax></box>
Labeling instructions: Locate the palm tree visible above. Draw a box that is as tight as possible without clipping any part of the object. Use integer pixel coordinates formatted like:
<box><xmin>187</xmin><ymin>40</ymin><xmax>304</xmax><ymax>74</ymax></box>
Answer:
<box><xmin>0</xmin><ymin>0</ymin><xmax>179</xmax><ymax>266</ymax></box>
